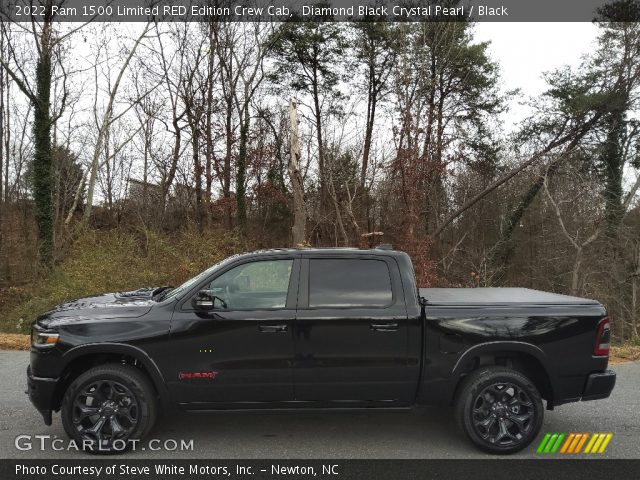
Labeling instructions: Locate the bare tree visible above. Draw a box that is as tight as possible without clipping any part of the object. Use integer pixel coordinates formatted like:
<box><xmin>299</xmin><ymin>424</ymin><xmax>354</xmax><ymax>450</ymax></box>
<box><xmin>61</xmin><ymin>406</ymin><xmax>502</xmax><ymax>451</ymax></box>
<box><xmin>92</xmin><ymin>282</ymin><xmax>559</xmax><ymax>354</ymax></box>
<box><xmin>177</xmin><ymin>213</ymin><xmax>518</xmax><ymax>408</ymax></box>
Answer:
<box><xmin>543</xmin><ymin>172</ymin><xmax>602</xmax><ymax>295</ymax></box>
<box><xmin>79</xmin><ymin>23</ymin><xmax>151</xmax><ymax>224</ymax></box>
<box><xmin>231</xmin><ymin>23</ymin><xmax>272</xmax><ymax>235</ymax></box>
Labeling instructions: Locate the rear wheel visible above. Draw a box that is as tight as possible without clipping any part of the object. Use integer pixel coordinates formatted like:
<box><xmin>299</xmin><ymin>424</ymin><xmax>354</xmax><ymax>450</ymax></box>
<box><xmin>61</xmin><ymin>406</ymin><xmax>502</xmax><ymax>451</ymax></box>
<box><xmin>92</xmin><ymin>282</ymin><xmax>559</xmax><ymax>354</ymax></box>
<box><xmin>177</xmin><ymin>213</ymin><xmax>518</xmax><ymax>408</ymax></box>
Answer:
<box><xmin>61</xmin><ymin>364</ymin><xmax>157</xmax><ymax>453</ymax></box>
<box><xmin>455</xmin><ymin>367</ymin><xmax>543</xmax><ymax>454</ymax></box>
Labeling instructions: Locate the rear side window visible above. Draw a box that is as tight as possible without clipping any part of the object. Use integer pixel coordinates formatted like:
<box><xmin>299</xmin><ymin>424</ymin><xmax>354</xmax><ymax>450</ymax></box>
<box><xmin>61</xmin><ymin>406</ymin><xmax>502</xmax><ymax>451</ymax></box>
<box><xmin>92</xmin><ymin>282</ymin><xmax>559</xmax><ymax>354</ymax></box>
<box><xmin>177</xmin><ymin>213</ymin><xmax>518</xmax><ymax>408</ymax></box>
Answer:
<box><xmin>309</xmin><ymin>259</ymin><xmax>393</xmax><ymax>308</ymax></box>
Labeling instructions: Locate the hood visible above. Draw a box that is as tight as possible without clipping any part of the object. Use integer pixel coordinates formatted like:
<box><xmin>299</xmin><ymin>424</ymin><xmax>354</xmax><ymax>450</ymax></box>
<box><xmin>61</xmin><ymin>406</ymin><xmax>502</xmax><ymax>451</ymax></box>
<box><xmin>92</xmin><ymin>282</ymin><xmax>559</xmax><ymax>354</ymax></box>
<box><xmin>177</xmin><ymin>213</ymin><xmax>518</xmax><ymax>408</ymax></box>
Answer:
<box><xmin>36</xmin><ymin>287</ymin><xmax>164</xmax><ymax>328</ymax></box>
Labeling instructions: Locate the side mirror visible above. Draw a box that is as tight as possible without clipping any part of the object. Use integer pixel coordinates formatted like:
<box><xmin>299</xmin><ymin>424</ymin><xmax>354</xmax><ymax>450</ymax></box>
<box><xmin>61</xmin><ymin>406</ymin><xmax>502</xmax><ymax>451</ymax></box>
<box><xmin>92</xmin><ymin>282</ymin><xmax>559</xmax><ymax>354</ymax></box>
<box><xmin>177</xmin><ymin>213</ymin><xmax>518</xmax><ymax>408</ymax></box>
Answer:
<box><xmin>191</xmin><ymin>290</ymin><xmax>226</xmax><ymax>311</ymax></box>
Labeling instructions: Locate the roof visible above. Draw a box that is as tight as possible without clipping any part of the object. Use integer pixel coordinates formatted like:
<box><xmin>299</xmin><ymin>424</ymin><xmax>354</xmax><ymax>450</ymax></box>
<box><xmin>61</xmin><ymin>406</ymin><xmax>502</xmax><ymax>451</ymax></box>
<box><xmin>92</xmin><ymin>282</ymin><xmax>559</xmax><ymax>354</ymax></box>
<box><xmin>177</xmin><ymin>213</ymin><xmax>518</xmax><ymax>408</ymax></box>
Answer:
<box><xmin>419</xmin><ymin>287</ymin><xmax>600</xmax><ymax>307</ymax></box>
<box><xmin>236</xmin><ymin>247</ymin><xmax>404</xmax><ymax>258</ymax></box>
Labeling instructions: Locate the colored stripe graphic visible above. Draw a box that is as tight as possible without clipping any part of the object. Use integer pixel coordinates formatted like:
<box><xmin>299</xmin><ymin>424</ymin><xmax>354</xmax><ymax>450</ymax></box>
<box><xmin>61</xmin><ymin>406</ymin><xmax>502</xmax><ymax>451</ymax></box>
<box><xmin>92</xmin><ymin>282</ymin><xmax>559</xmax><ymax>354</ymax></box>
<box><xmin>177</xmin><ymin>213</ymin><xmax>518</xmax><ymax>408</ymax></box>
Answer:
<box><xmin>598</xmin><ymin>433</ymin><xmax>613</xmax><ymax>453</ymax></box>
<box><xmin>537</xmin><ymin>433</ymin><xmax>552</xmax><ymax>453</ymax></box>
<box><xmin>584</xmin><ymin>433</ymin><xmax>599</xmax><ymax>453</ymax></box>
<box><xmin>574</xmin><ymin>433</ymin><xmax>589</xmax><ymax>453</ymax></box>
<box><xmin>567</xmin><ymin>433</ymin><xmax>582</xmax><ymax>453</ymax></box>
<box><xmin>536</xmin><ymin>433</ymin><xmax>565</xmax><ymax>453</ymax></box>
<box><xmin>560</xmin><ymin>433</ymin><xmax>575</xmax><ymax>453</ymax></box>
<box><xmin>544</xmin><ymin>434</ymin><xmax>559</xmax><ymax>453</ymax></box>
<box><xmin>550</xmin><ymin>434</ymin><xmax>565</xmax><ymax>453</ymax></box>
<box><xmin>536</xmin><ymin>433</ymin><xmax>613</xmax><ymax>454</ymax></box>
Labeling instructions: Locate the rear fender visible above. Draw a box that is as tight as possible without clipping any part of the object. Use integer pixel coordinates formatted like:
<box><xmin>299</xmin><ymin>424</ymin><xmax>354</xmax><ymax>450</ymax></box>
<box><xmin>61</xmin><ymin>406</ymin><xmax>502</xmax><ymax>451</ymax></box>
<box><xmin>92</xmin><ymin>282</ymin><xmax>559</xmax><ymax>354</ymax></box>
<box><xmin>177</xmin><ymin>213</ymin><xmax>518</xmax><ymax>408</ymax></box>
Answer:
<box><xmin>451</xmin><ymin>341</ymin><xmax>555</xmax><ymax>402</ymax></box>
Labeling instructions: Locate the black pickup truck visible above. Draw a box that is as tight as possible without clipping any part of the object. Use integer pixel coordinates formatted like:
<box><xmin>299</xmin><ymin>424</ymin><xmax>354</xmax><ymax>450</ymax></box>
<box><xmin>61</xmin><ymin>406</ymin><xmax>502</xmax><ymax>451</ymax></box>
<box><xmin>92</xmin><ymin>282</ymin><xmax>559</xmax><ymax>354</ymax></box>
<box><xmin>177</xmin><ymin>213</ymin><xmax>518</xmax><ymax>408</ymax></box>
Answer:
<box><xmin>27</xmin><ymin>247</ymin><xmax>616</xmax><ymax>454</ymax></box>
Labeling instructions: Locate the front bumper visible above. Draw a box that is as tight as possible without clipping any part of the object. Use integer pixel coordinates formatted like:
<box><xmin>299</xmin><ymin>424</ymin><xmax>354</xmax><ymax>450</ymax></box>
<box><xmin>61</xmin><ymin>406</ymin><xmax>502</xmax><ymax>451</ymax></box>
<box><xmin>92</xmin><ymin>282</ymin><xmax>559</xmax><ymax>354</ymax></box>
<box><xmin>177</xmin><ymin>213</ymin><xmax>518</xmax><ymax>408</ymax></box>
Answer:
<box><xmin>26</xmin><ymin>365</ymin><xmax>58</xmax><ymax>425</ymax></box>
<box><xmin>582</xmin><ymin>370</ymin><xmax>616</xmax><ymax>401</ymax></box>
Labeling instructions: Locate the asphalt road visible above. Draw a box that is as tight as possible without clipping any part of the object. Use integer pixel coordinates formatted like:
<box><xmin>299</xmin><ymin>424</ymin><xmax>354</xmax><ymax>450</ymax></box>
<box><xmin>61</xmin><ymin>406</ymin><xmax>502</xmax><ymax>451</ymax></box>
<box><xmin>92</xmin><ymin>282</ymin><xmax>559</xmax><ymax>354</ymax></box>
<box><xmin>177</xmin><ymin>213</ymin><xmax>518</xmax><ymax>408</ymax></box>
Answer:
<box><xmin>1</xmin><ymin>350</ymin><xmax>638</xmax><ymax>459</ymax></box>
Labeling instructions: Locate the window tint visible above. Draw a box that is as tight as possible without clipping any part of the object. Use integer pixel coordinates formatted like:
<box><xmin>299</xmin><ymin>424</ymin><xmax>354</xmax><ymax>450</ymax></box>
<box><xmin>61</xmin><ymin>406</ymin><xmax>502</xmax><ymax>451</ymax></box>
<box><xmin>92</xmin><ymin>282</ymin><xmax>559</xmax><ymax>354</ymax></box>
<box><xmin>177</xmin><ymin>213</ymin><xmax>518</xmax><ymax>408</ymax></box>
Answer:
<box><xmin>204</xmin><ymin>259</ymin><xmax>293</xmax><ymax>310</ymax></box>
<box><xmin>309</xmin><ymin>259</ymin><xmax>393</xmax><ymax>308</ymax></box>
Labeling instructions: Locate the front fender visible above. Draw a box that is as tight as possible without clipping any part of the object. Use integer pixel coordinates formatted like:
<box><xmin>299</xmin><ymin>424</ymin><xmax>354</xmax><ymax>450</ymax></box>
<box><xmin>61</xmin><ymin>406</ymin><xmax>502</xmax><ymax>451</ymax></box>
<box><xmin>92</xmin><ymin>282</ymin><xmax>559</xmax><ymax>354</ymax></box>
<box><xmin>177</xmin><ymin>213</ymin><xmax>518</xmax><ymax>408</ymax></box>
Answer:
<box><xmin>61</xmin><ymin>342</ymin><xmax>171</xmax><ymax>410</ymax></box>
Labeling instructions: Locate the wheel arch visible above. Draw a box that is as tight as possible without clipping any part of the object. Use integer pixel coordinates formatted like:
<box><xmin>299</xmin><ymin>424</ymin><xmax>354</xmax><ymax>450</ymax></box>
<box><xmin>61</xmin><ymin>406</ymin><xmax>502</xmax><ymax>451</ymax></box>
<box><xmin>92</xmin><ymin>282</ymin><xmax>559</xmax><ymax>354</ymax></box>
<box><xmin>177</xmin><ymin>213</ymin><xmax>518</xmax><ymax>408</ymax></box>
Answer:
<box><xmin>54</xmin><ymin>343</ymin><xmax>170</xmax><ymax>412</ymax></box>
<box><xmin>451</xmin><ymin>341</ymin><xmax>555</xmax><ymax>406</ymax></box>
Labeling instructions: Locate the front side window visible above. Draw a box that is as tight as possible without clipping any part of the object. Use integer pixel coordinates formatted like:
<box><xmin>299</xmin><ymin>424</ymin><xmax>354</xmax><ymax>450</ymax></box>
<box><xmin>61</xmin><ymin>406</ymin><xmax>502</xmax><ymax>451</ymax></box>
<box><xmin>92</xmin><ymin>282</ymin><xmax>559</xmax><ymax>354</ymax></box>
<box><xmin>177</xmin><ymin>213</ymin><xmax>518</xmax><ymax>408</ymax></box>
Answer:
<box><xmin>309</xmin><ymin>259</ymin><xmax>393</xmax><ymax>308</ymax></box>
<box><xmin>204</xmin><ymin>259</ymin><xmax>293</xmax><ymax>310</ymax></box>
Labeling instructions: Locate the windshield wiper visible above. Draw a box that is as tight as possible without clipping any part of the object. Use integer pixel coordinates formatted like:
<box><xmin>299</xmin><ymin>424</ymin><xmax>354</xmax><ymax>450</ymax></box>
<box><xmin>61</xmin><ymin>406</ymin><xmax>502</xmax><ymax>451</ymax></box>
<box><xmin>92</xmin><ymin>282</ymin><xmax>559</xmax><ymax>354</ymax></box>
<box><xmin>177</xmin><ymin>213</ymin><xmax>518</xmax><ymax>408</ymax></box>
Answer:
<box><xmin>152</xmin><ymin>286</ymin><xmax>174</xmax><ymax>302</ymax></box>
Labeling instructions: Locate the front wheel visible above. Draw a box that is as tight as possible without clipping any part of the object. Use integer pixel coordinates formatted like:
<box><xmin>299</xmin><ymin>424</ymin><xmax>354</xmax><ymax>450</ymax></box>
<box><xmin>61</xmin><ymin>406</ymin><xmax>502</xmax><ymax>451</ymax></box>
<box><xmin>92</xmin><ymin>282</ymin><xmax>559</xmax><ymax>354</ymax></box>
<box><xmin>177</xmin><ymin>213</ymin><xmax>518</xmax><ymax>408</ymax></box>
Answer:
<box><xmin>61</xmin><ymin>364</ymin><xmax>157</xmax><ymax>453</ymax></box>
<box><xmin>454</xmin><ymin>367</ymin><xmax>544</xmax><ymax>454</ymax></box>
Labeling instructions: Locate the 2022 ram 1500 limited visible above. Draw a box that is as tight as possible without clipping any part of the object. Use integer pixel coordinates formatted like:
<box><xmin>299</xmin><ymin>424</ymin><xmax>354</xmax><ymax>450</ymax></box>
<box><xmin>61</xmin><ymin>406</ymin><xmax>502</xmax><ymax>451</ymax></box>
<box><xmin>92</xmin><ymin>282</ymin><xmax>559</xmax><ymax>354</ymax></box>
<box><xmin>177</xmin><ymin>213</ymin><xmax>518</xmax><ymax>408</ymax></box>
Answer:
<box><xmin>27</xmin><ymin>247</ymin><xmax>616</xmax><ymax>454</ymax></box>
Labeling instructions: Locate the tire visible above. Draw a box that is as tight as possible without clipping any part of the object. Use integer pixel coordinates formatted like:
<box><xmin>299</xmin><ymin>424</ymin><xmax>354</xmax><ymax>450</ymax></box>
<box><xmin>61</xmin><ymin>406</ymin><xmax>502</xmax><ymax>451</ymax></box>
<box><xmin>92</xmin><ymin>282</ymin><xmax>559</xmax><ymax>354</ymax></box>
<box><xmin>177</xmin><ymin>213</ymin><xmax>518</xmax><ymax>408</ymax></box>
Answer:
<box><xmin>61</xmin><ymin>363</ymin><xmax>157</xmax><ymax>453</ymax></box>
<box><xmin>454</xmin><ymin>366</ymin><xmax>544</xmax><ymax>454</ymax></box>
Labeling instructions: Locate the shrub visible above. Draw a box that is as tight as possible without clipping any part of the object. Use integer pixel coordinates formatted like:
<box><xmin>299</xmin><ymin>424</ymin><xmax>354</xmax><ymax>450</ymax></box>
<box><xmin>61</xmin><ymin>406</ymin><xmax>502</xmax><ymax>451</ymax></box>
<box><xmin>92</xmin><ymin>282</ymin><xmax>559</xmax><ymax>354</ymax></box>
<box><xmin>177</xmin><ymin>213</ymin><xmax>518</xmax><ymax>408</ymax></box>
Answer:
<box><xmin>0</xmin><ymin>226</ymin><xmax>242</xmax><ymax>333</ymax></box>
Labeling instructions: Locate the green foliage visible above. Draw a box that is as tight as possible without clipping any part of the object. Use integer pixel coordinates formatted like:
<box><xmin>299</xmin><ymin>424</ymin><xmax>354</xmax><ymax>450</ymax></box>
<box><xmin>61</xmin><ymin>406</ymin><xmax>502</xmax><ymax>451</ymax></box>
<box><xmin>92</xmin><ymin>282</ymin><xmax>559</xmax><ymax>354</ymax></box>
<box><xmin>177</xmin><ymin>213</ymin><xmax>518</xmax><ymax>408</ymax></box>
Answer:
<box><xmin>268</xmin><ymin>14</ymin><xmax>347</xmax><ymax>109</ymax></box>
<box><xmin>351</xmin><ymin>20</ymin><xmax>398</xmax><ymax>89</ymax></box>
<box><xmin>401</xmin><ymin>22</ymin><xmax>504</xmax><ymax>168</ymax></box>
<box><xmin>596</xmin><ymin>0</ymin><xmax>640</xmax><ymax>22</ymax></box>
<box><xmin>27</xmin><ymin>145</ymin><xmax>85</xmax><ymax>220</ymax></box>
<box><xmin>0</xmin><ymin>227</ymin><xmax>242</xmax><ymax>333</ymax></box>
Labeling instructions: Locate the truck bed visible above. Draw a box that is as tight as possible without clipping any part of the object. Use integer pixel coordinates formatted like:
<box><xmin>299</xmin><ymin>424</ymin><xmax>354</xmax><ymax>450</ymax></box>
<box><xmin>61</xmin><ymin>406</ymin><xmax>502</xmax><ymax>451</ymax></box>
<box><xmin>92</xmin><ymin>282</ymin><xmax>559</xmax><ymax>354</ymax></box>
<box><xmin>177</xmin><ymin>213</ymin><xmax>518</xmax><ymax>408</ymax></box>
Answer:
<box><xmin>419</xmin><ymin>287</ymin><xmax>600</xmax><ymax>307</ymax></box>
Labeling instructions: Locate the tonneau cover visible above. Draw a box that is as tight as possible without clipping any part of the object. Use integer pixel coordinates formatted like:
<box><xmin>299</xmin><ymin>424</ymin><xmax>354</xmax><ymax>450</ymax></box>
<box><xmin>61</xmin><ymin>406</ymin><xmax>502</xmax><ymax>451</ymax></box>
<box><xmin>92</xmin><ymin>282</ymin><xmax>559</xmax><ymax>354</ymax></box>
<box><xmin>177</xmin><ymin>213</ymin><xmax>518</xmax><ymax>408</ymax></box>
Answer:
<box><xmin>419</xmin><ymin>287</ymin><xmax>600</xmax><ymax>307</ymax></box>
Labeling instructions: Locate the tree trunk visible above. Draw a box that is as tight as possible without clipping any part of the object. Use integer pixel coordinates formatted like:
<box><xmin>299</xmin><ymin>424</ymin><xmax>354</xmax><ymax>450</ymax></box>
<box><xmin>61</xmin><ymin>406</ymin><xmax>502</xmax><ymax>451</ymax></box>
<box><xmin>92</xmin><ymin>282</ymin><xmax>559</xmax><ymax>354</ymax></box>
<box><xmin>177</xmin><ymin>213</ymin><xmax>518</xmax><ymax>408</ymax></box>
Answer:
<box><xmin>163</xmin><ymin>117</ymin><xmax>181</xmax><ymax>212</ymax></box>
<box><xmin>4</xmin><ymin>72</ymin><xmax>8</xmax><ymax>205</ymax></box>
<box><xmin>602</xmin><ymin>108</ymin><xmax>625</xmax><ymax>236</ymax></box>
<box><xmin>205</xmin><ymin>33</ymin><xmax>214</xmax><ymax>218</ymax></box>
<box><xmin>312</xmin><ymin>67</ymin><xmax>326</xmax><ymax>212</ymax></box>
<box><xmin>490</xmin><ymin>164</ymin><xmax>560</xmax><ymax>274</ymax></box>
<box><xmin>361</xmin><ymin>59</ymin><xmax>377</xmax><ymax>189</ymax></box>
<box><xmin>0</xmin><ymin>33</ymin><xmax>4</xmax><ymax>259</ymax></box>
<box><xmin>632</xmin><ymin>276</ymin><xmax>636</xmax><ymax>340</ymax></box>
<box><xmin>192</xmin><ymin>125</ymin><xmax>204</xmax><ymax>231</ymax></box>
<box><xmin>32</xmin><ymin>20</ymin><xmax>54</xmax><ymax>264</ymax></box>
<box><xmin>289</xmin><ymin>100</ymin><xmax>306</xmax><ymax>246</ymax></box>
<box><xmin>236</xmin><ymin>105</ymin><xmax>249</xmax><ymax>236</ymax></box>
<box><xmin>571</xmin><ymin>248</ymin><xmax>582</xmax><ymax>295</ymax></box>
<box><xmin>328</xmin><ymin>173</ymin><xmax>349</xmax><ymax>246</ymax></box>
<box><xmin>223</xmin><ymin>96</ymin><xmax>233</xmax><ymax>229</ymax></box>
<box><xmin>361</xmin><ymin>65</ymin><xmax>377</xmax><ymax>234</ymax></box>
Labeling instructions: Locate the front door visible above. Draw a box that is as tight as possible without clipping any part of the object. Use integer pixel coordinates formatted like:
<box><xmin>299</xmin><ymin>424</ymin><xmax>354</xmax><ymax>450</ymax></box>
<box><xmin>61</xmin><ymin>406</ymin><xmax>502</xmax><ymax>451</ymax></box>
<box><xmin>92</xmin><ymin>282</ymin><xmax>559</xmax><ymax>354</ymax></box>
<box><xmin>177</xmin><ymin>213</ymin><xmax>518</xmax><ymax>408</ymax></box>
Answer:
<box><xmin>293</xmin><ymin>256</ymin><xmax>418</xmax><ymax>405</ymax></box>
<box><xmin>168</xmin><ymin>258</ymin><xmax>299</xmax><ymax>406</ymax></box>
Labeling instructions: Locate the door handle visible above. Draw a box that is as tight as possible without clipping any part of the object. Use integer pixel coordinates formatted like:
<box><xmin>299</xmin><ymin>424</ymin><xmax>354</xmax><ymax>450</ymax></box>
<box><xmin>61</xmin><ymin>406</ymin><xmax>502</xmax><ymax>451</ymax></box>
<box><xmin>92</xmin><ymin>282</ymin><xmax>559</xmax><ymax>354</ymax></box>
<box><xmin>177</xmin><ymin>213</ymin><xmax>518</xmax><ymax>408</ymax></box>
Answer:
<box><xmin>369</xmin><ymin>322</ymin><xmax>399</xmax><ymax>332</ymax></box>
<box><xmin>258</xmin><ymin>324</ymin><xmax>288</xmax><ymax>333</ymax></box>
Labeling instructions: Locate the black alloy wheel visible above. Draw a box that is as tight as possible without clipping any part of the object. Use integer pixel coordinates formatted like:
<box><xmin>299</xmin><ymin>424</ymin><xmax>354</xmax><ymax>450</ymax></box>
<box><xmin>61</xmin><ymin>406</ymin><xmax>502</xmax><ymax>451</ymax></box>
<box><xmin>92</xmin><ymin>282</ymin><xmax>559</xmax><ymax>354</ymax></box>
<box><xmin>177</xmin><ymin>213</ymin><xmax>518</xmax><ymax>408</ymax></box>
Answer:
<box><xmin>471</xmin><ymin>382</ymin><xmax>535</xmax><ymax>446</ymax></box>
<box><xmin>455</xmin><ymin>367</ymin><xmax>544</xmax><ymax>454</ymax></box>
<box><xmin>71</xmin><ymin>379</ymin><xmax>139</xmax><ymax>447</ymax></box>
<box><xmin>61</xmin><ymin>364</ymin><xmax>157</xmax><ymax>453</ymax></box>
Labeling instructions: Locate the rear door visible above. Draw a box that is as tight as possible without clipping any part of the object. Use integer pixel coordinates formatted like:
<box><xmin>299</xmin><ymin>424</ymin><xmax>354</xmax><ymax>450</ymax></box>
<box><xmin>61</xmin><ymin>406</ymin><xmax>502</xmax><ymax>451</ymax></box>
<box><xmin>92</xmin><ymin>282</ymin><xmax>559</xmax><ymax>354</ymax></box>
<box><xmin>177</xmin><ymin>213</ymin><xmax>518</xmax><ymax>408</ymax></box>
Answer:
<box><xmin>293</xmin><ymin>255</ymin><xmax>417</xmax><ymax>405</ymax></box>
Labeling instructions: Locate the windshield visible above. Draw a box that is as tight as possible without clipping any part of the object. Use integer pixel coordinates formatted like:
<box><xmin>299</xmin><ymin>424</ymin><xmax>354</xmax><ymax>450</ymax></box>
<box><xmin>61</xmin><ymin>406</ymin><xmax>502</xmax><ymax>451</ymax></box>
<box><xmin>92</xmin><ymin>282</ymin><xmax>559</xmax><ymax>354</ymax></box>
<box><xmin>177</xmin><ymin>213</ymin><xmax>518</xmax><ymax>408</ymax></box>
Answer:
<box><xmin>158</xmin><ymin>258</ymin><xmax>231</xmax><ymax>302</ymax></box>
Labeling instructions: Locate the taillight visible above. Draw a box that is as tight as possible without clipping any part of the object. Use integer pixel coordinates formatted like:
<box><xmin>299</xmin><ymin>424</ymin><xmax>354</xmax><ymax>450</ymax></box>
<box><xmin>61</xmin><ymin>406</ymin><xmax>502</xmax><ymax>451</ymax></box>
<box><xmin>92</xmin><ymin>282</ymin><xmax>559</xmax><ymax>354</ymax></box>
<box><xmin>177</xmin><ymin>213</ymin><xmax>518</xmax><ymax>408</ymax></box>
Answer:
<box><xmin>594</xmin><ymin>317</ymin><xmax>610</xmax><ymax>356</ymax></box>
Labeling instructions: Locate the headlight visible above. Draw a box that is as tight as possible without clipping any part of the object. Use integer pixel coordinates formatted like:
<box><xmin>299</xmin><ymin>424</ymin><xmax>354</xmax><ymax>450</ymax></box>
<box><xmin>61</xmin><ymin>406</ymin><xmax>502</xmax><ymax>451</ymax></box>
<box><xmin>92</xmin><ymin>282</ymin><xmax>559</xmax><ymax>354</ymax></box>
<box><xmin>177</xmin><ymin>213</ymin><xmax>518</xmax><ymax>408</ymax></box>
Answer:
<box><xmin>31</xmin><ymin>329</ymin><xmax>59</xmax><ymax>348</ymax></box>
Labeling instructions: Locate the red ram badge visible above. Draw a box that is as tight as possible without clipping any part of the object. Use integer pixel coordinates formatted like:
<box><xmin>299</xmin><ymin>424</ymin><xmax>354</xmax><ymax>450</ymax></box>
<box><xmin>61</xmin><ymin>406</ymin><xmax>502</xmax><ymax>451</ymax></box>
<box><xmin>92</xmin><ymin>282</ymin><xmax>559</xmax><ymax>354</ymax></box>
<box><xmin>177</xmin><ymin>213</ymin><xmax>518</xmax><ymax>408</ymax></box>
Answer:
<box><xmin>178</xmin><ymin>371</ymin><xmax>218</xmax><ymax>380</ymax></box>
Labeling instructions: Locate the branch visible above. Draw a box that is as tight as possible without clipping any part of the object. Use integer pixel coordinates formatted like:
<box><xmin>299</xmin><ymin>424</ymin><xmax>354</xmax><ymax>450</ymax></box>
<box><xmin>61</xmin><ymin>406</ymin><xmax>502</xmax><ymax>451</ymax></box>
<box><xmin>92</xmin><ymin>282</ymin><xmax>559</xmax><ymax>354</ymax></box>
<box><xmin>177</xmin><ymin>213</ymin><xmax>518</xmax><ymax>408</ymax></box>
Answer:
<box><xmin>622</xmin><ymin>169</ymin><xmax>640</xmax><ymax>218</ymax></box>
<box><xmin>543</xmin><ymin>173</ymin><xmax>580</xmax><ymax>250</ymax></box>
<box><xmin>0</xmin><ymin>56</ymin><xmax>35</xmax><ymax>102</ymax></box>
<box><xmin>49</xmin><ymin>51</ymin><xmax>68</xmax><ymax>125</ymax></box>
<box><xmin>429</xmin><ymin>113</ymin><xmax>603</xmax><ymax>238</ymax></box>
<box><xmin>543</xmin><ymin>171</ymin><xmax>601</xmax><ymax>250</ymax></box>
